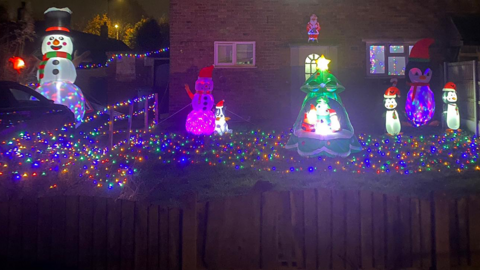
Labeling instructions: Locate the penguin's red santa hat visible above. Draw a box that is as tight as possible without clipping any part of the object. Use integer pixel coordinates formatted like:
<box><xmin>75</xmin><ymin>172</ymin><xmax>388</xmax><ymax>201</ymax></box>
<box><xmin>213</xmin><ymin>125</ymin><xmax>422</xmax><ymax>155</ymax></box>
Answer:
<box><xmin>44</xmin><ymin>7</ymin><xmax>72</xmax><ymax>34</ymax></box>
<box><xmin>409</xmin><ymin>38</ymin><xmax>434</xmax><ymax>63</ymax></box>
<box><xmin>443</xmin><ymin>82</ymin><xmax>457</xmax><ymax>92</ymax></box>
<box><xmin>384</xmin><ymin>87</ymin><xmax>401</xmax><ymax>98</ymax></box>
<box><xmin>216</xmin><ymin>100</ymin><xmax>225</xmax><ymax>108</ymax></box>
<box><xmin>198</xmin><ymin>65</ymin><xmax>214</xmax><ymax>79</ymax></box>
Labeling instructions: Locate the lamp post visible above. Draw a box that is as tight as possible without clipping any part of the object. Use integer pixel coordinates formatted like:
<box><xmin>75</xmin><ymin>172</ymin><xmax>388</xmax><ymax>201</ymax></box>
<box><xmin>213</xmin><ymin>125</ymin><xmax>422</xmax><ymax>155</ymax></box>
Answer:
<box><xmin>115</xmin><ymin>24</ymin><xmax>119</xmax><ymax>40</ymax></box>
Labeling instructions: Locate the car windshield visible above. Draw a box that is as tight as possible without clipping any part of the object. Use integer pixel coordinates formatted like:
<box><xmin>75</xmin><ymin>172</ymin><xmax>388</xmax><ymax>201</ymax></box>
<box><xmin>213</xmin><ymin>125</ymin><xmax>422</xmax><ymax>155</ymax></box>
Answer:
<box><xmin>10</xmin><ymin>88</ymin><xmax>41</xmax><ymax>101</ymax></box>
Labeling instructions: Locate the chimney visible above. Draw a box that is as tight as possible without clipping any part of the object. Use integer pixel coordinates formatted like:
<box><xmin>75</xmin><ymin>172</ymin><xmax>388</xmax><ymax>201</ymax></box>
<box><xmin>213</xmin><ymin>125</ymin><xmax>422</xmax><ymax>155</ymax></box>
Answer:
<box><xmin>100</xmin><ymin>21</ymin><xmax>108</xmax><ymax>38</ymax></box>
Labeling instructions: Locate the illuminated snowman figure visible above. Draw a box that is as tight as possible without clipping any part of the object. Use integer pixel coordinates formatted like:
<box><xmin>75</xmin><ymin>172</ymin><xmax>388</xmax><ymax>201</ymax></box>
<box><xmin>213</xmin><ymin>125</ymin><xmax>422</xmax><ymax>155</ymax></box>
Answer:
<box><xmin>37</xmin><ymin>8</ymin><xmax>76</xmax><ymax>84</ymax></box>
<box><xmin>36</xmin><ymin>7</ymin><xmax>85</xmax><ymax>125</ymax></box>
<box><xmin>185</xmin><ymin>65</ymin><xmax>215</xmax><ymax>135</ymax></box>
<box><xmin>312</xmin><ymin>98</ymin><xmax>340</xmax><ymax>135</ymax></box>
<box><xmin>384</xmin><ymin>86</ymin><xmax>401</xmax><ymax>135</ymax></box>
<box><xmin>442</xmin><ymin>82</ymin><xmax>460</xmax><ymax>130</ymax></box>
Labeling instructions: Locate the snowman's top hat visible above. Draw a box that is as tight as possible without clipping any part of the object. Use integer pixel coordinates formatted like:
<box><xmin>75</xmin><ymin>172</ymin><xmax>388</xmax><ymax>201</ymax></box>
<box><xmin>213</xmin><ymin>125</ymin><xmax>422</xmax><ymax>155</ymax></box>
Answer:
<box><xmin>44</xmin><ymin>7</ymin><xmax>72</xmax><ymax>33</ymax></box>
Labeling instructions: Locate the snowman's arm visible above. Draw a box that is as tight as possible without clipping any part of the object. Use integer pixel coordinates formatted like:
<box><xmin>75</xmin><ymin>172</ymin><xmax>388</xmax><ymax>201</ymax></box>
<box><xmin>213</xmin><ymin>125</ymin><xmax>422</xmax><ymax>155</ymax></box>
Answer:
<box><xmin>185</xmin><ymin>84</ymin><xmax>194</xmax><ymax>99</ymax></box>
<box><xmin>72</xmin><ymin>50</ymin><xmax>92</xmax><ymax>67</ymax></box>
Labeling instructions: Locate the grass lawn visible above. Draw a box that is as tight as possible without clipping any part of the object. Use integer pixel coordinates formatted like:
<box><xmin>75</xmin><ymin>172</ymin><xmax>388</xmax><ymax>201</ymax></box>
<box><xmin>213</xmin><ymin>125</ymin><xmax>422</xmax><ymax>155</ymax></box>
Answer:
<box><xmin>2</xmin><ymin>118</ymin><xmax>480</xmax><ymax>204</ymax></box>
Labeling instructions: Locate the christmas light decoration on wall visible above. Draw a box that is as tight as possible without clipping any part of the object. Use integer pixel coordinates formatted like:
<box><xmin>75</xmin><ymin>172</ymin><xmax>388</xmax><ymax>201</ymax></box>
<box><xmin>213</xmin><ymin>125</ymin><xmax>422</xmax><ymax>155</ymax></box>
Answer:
<box><xmin>35</xmin><ymin>7</ymin><xmax>85</xmax><ymax>125</ymax></box>
<box><xmin>185</xmin><ymin>65</ymin><xmax>216</xmax><ymax>135</ymax></box>
<box><xmin>286</xmin><ymin>55</ymin><xmax>362</xmax><ymax>157</ymax></box>
<box><xmin>405</xmin><ymin>38</ymin><xmax>435</xmax><ymax>127</ymax></box>
<box><xmin>306</xmin><ymin>14</ymin><xmax>321</xmax><ymax>42</ymax></box>
<box><xmin>442</xmin><ymin>82</ymin><xmax>460</xmax><ymax>130</ymax></box>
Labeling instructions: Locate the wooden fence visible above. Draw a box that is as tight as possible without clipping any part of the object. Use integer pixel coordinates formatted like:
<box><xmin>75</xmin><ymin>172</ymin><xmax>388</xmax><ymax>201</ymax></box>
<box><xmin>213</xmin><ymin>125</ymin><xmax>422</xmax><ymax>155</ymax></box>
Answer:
<box><xmin>1</xmin><ymin>189</ymin><xmax>480</xmax><ymax>270</ymax></box>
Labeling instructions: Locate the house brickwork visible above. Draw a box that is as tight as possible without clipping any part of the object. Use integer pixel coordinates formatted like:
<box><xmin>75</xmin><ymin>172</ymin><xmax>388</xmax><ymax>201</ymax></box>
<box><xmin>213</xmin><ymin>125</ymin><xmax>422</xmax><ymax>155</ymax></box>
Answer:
<box><xmin>170</xmin><ymin>0</ymin><xmax>480</xmax><ymax>128</ymax></box>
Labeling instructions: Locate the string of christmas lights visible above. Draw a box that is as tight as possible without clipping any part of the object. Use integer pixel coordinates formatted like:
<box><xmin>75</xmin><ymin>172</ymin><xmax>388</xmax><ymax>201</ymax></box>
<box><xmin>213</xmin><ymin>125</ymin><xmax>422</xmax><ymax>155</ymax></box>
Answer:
<box><xmin>77</xmin><ymin>47</ymin><xmax>169</xmax><ymax>70</ymax></box>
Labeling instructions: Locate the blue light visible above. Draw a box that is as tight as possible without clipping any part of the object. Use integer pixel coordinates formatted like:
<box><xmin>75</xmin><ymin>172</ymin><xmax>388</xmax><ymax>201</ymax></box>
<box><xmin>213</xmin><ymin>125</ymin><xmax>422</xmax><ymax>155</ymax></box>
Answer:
<box><xmin>290</xmin><ymin>167</ymin><xmax>295</xmax><ymax>172</ymax></box>
<box><xmin>308</xmin><ymin>167</ymin><xmax>314</xmax><ymax>172</ymax></box>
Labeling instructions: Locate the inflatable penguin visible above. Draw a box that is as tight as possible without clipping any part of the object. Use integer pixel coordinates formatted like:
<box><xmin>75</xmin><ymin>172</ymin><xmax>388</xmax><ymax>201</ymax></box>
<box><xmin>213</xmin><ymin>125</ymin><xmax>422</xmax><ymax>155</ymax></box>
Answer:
<box><xmin>442</xmin><ymin>82</ymin><xmax>460</xmax><ymax>130</ymax></box>
<box><xmin>384</xmin><ymin>86</ymin><xmax>401</xmax><ymax>135</ymax></box>
<box><xmin>405</xmin><ymin>38</ymin><xmax>435</xmax><ymax>127</ymax></box>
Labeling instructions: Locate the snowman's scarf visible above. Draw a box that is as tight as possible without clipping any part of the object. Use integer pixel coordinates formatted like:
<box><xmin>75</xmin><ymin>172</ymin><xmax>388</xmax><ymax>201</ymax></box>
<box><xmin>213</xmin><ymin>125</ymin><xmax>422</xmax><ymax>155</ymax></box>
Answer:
<box><xmin>407</xmin><ymin>82</ymin><xmax>429</xmax><ymax>100</ymax></box>
<box><xmin>195</xmin><ymin>90</ymin><xmax>211</xmax><ymax>104</ymax></box>
<box><xmin>38</xmin><ymin>51</ymin><xmax>73</xmax><ymax>80</ymax></box>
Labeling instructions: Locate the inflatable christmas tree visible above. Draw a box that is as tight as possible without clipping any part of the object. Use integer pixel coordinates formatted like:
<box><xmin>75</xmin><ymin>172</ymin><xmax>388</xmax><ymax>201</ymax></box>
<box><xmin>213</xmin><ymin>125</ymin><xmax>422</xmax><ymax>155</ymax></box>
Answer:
<box><xmin>286</xmin><ymin>55</ymin><xmax>362</xmax><ymax>157</ymax></box>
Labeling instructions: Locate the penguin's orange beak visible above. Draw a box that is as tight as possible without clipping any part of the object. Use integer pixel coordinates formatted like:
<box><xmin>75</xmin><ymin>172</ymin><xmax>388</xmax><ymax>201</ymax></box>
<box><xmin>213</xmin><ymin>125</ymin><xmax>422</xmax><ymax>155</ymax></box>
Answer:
<box><xmin>452</xmin><ymin>97</ymin><xmax>456</xmax><ymax>101</ymax></box>
<box><xmin>419</xmin><ymin>75</ymin><xmax>427</xmax><ymax>80</ymax></box>
<box><xmin>53</xmin><ymin>39</ymin><xmax>60</xmax><ymax>45</ymax></box>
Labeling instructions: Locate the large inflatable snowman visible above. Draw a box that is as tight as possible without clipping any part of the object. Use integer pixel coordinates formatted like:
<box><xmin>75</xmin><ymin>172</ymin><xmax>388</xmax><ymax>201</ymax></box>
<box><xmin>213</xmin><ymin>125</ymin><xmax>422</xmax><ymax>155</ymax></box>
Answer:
<box><xmin>184</xmin><ymin>65</ymin><xmax>216</xmax><ymax>135</ymax></box>
<box><xmin>36</xmin><ymin>7</ymin><xmax>85</xmax><ymax>125</ymax></box>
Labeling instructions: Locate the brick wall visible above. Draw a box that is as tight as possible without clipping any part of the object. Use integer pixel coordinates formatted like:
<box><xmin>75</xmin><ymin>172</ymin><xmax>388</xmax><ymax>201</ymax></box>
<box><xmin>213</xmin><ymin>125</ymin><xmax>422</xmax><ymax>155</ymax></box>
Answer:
<box><xmin>170</xmin><ymin>0</ymin><xmax>480</xmax><ymax>127</ymax></box>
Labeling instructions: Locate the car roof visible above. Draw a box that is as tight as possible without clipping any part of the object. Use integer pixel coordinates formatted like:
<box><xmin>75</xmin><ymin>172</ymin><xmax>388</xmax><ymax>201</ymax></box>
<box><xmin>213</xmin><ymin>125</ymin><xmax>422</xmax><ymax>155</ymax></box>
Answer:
<box><xmin>0</xmin><ymin>81</ymin><xmax>50</xmax><ymax>102</ymax></box>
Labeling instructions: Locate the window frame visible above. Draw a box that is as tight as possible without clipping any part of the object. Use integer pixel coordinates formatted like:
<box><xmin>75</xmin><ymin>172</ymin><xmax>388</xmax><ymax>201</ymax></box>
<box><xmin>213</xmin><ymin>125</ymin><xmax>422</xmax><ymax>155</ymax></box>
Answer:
<box><xmin>305</xmin><ymin>53</ymin><xmax>321</xmax><ymax>80</ymax></box>
<box><xmin>214</xmin><ymin>41</ymin><xmax>256</xmax><ymax>68</ymax></box>
<box><xmin>364</xmin><ymin>40</ymin><xmax>416</xmax><ymax>78</ymax></box>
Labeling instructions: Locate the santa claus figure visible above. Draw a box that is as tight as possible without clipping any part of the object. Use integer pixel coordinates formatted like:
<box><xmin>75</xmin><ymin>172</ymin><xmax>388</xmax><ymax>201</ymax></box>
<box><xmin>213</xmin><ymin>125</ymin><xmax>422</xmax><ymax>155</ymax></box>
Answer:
<box><xmin>306</xmin><ymin>14</ymin><xmax>321</xmax><ymax>42</ymax></box>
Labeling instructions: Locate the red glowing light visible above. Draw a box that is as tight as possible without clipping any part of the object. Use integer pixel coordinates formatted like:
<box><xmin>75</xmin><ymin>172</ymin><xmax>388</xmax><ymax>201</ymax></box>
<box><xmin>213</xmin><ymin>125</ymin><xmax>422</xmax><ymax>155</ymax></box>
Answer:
<box><xmin>9</xmin><ymin>57</ymin><xmax>26</xmax><ymax>73</ymax></box>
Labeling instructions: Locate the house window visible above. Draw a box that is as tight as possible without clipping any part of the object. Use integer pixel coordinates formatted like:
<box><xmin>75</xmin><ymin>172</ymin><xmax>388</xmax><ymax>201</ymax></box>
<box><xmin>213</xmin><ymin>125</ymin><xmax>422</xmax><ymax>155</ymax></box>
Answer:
<box><xmin>214</xmin><ymin>42</ymin><xmax>255</xmax><ymax>67</ymax></box>
<box><xmin>367</xmin><ymin>43</ymin><xmax>414</xmax><ymax>77</ymax></box>
<box><xmin>305</xmin><ymin>54</ymin><xmax>321</xmax><ymax>80</ymax></box>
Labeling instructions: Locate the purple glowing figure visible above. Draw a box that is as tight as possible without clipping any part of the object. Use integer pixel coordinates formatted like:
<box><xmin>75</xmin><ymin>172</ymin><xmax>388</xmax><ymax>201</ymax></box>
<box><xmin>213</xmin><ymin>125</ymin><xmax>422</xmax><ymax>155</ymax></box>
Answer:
<box><xmin>185</xmin><ymin>110</ymin><xmax>215</xmax><ymax>135</ymax></box>
<box><xmin>404</xmin><ymin>38</ymin><xmax>435</xmax><ymax>127</ymax></box>
<box><xmin>405</xmin><ymin>84</ymin><xmax>435</xmax><ymax>127</ymax></box>
<box><xmin>185</xmin><ymin>65</ymin><xmax>216</xmax><ymax>135</ymax></box>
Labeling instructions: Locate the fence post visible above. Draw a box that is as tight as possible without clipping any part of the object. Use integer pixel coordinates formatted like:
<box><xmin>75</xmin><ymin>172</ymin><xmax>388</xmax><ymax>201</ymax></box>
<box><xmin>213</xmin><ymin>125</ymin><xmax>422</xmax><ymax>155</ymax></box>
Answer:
<box><xmin>109</xmin><ymin>107</ymin><xmax>114</xmax><ymax>148</ymax></box>
<box><xmin>181</xmin><ymin>192</ymin><xmax>197</xmax><ymax>270</ymax></box>
<box><xmin>127</xmin><ymin>103</ymin><xmax>133</xmax><ymax>141</ymax></box>
<box><xmin>473</xmin><ymin>60</ymin><xmax>479</xmax><ymax>136</ymax></box>
<box><xmin>154</xmin><ymin>93</ymin><xmax>159</xmax><ymax>125</ymax></box>
<box><xmin>144</xmin><ymin>97</ymin><xmax>149</xmax><ymax>131</ymax></box>
<box><xmin>433</xmin><ymin>192</ymin><xmax>450</xmax><ymax>270</ymax></box>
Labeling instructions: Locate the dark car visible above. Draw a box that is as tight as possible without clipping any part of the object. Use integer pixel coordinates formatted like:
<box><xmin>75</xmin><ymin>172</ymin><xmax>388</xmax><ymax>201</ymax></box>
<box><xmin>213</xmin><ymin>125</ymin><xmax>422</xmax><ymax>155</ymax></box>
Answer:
<box><xmin>0</xmin><ymin>81</ymin><xmax>75</xmax><ymax>138</ymax></box>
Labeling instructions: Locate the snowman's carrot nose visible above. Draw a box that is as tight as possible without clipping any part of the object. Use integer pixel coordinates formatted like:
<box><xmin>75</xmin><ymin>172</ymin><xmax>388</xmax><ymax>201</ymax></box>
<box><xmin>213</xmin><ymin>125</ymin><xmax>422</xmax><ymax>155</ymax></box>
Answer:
<box><xmin>53</xmin><ymin>39</ymin><xmax>60</xmax><ymax>45</ymax></box>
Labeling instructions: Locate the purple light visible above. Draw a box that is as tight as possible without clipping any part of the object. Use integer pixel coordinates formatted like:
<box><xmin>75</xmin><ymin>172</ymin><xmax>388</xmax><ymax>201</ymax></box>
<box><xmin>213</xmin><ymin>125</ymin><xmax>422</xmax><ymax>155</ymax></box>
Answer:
<box><xmin>405</xmin><ymin>85</ymin><xmax>435</xmax><ymax>127</ymax></box>
<box><xmin>185</xmin><ymin>110</ymin><xmax>215</xmax><ymax>135</ymax></box>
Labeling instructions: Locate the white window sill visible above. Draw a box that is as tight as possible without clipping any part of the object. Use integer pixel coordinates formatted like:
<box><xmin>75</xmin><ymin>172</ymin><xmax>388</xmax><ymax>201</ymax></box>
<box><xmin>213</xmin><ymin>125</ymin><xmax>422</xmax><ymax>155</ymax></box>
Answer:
<box><xmin>365</xmin><ymin>75</ymin><xmax>406</xmax><ymax>79</ymax></box>
<box><xmin>214</xmin><ymin>65</ymin><xmax>257</xmax><ymax>69</ymax></box>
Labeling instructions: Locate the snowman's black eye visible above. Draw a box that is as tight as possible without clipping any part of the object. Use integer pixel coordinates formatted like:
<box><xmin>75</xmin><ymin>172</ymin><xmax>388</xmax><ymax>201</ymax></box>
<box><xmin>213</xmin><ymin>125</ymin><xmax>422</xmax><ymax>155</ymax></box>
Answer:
<box><xmin>49</xmin><ymin>37</ymin><xmax>54</xmax><ymax>40</ymax></box>
<box><xmin>59</xmin><ymin>37</ymin><xmax>64</xmax><ymax>40</ymax></box>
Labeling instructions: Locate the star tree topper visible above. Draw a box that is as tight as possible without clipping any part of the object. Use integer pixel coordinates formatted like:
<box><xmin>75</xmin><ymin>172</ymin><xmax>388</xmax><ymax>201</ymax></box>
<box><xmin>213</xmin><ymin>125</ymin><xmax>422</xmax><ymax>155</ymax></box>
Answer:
<box><xmin>316</xmin><ymin>55</ymin><xmax>330</xmax><ymax>71</ymax></box>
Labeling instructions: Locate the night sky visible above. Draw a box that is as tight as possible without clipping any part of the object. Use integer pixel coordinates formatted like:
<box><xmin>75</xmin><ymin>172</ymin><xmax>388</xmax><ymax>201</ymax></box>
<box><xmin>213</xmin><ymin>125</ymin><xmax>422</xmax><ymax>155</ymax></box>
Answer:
<box><xmin>1</xmin><ymin>0</ymin><xmax>169</xmax><ymax>26</ymax></box>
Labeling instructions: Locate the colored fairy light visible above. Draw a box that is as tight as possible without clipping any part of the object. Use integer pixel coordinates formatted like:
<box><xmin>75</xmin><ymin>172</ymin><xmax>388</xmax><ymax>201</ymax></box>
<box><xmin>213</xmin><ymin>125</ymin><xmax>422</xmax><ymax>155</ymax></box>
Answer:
<box><xmin>77</xmin><ymin>48</ymin><xmax>169</xmax><ymax>70</ymax></box>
